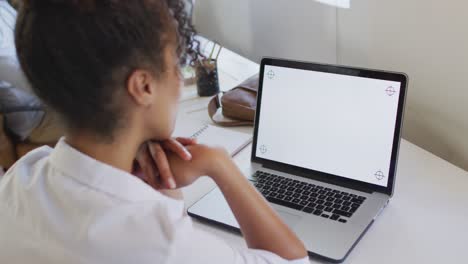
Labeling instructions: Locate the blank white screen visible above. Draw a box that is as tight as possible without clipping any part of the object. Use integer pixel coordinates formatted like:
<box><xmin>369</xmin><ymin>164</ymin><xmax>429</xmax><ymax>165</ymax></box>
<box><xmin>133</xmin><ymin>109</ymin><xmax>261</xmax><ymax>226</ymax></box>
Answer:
<box><xmin>256</xmin><ymin>65</ymin><xmax>401</xmax><ymax>187</ymax></box>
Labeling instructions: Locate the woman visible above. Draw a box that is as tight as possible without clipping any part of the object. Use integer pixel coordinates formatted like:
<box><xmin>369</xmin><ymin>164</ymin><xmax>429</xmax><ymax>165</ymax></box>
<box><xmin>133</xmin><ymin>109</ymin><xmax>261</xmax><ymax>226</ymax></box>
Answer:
<box><xmin>0</xmin><ymin>1</ymin><xmax>308</xmax><ymax>263</ymax></box>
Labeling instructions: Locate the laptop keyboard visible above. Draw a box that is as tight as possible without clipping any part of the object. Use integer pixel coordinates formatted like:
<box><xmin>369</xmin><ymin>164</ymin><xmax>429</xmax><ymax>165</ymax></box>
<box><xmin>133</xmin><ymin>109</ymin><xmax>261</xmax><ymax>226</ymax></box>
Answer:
<box><xmin>251</xmin><ymin>171</ymin><xmax>366</xmax><ymax>223</ymax></box>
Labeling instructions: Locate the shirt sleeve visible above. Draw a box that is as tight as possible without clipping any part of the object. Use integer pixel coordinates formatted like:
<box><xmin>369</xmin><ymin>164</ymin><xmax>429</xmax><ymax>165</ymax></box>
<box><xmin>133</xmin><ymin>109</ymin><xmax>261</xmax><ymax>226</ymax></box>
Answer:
<box><xmin>165</xmin><ymin>216</ymin><xmax>309</xmax><ymax>264</ymax></box>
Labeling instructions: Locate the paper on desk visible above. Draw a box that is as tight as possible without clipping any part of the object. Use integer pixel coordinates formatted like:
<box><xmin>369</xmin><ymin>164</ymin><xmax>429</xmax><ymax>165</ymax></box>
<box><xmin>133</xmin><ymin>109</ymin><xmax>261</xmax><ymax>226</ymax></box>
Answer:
<box><xmin>173</xmin><ymin>119</ymin><xmax>252</xmax><ymax>157</ymax></box>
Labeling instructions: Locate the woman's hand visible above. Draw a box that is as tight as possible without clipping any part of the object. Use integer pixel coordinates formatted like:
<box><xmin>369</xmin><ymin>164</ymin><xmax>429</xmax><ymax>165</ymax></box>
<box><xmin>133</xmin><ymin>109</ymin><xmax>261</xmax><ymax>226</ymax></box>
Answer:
<box><xmin>133</xmin><ymin>137</ymin><xmax>196</xmax><ymax>190</ymax></box>
<box><xmin>165</xmin><ymin>144</ymin><xmax>232</xmax><ymax>188</ymax></box>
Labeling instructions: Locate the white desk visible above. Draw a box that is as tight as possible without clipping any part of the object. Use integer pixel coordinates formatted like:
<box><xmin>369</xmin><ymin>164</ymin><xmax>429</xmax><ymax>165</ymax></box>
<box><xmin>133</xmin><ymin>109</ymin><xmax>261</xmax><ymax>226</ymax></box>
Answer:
<box><xmin>178</xmin><ymin>46</ymin><xmax>468</xmax><ymax>263</ymax></box>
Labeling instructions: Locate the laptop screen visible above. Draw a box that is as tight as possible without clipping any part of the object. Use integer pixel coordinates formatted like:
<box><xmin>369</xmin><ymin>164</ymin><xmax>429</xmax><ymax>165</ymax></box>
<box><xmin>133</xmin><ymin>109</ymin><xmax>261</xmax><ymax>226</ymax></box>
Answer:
<box><xmin>255</xmin><ymin>64</ymin><xmax>403</xmax><ymax>187</ymax></box>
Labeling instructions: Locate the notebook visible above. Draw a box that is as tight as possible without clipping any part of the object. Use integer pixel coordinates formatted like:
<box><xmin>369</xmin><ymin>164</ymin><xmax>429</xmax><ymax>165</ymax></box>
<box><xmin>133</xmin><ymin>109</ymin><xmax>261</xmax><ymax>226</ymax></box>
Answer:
<box><xmin>173</xmin><ymin>120</ymin><xmax>252</xmax><ymax>157</ymax></box>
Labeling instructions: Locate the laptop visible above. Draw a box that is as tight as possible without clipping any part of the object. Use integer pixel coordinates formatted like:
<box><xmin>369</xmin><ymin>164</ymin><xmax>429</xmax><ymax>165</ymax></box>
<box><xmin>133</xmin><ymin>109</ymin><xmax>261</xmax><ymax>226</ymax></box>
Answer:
<box><xmin>188</xmin><ymin>58</ymin><xmax>408</xmax><ymax>263</ymax></box>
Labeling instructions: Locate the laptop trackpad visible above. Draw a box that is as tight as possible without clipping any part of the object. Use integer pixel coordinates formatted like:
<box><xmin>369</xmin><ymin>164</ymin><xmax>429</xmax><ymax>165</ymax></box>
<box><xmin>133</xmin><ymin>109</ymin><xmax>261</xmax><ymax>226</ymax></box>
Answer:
<box><xmin>188</xmin><ymin>187</ymin><xmax>301</xmax><ymax>229</ymax></box>
<box><xmin>276</xmin><ymin>210</ymin><xmax>301</xmax><ymax>227</ymax></box>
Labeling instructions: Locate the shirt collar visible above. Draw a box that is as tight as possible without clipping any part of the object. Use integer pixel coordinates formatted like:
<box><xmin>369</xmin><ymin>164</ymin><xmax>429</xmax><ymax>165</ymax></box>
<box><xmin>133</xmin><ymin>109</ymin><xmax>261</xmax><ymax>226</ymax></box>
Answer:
<box><xmin>49</xmin><ymin>137</ymin><xmax>167</xmax><ymax>202</ymax></box>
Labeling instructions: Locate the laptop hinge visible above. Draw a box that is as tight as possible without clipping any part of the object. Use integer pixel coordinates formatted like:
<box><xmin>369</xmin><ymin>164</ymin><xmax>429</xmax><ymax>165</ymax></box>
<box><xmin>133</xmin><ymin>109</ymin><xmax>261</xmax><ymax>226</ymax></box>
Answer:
<box><xmin>263</xmin><ymin>162</ymin><xmax>374</xmax><ymax>194</ymax></box>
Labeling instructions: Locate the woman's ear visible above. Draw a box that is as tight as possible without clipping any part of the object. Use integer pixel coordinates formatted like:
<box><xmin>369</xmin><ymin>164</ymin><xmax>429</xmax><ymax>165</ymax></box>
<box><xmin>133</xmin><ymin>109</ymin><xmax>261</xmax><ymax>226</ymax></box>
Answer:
<box><xmin>127</xmin><ymin>69</ymin><xmax>157</xmax><ymax>107</ymax></box>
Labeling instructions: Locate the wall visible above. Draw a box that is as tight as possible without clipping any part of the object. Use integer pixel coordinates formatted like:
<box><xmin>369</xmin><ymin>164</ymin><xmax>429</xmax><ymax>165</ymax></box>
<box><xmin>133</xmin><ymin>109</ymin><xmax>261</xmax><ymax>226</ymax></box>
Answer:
<box><xmin>193</xmin><ymin>0</ymin><xmax>468</xmax><ymax>171</ymax></box>
<box><xmin>193</xmin><ymin>0</ymin><xmax>337</xmax><ymax>64</ymax></box>
<box><xmin>337</xmin><ymin>0</ymin><xmax>468</xmax><ymax>171</ymax></box>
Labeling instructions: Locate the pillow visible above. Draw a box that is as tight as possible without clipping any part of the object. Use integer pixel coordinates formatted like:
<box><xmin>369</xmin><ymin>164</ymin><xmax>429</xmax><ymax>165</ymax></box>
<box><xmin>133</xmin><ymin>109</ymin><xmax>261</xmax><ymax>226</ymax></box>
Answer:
<box><xmin>0</xmin><ymin>0</ymin><xmax>44</xmax><ymax>140</ymax></box>
<box><xmin>0</xmin><ymin>82</ymin><xmax>44</xmax><ymax>140</ymax></box>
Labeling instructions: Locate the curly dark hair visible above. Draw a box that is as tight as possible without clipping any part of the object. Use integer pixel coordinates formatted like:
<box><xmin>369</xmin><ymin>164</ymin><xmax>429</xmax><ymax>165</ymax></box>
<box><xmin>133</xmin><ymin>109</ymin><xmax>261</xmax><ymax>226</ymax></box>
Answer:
<box><xmin>15</xmin><ymin>0</ymin><xmax>200</xmax><ymax>140</ymax></box>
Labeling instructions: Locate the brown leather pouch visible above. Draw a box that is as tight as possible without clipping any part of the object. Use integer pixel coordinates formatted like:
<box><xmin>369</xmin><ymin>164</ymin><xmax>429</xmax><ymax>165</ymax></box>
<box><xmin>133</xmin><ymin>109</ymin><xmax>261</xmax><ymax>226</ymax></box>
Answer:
<box><xmin>208</xmin><ymin>74</ymin><xmax>259</xmax><ymax>126</ymax></box>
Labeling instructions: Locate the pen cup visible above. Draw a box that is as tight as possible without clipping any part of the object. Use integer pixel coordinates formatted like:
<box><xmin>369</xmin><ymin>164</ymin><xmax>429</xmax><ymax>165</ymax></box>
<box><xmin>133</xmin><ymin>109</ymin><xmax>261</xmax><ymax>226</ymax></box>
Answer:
<box><xmin>195</xmin><ymin>59</ymin><xmax>220</xmax><ymax>97</ymax></box>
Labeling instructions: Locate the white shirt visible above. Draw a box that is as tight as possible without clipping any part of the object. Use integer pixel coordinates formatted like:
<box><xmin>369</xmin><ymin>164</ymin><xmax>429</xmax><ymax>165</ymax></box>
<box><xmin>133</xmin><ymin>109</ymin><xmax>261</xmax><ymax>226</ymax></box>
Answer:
<box><xmin>0</xmin><ymin>139</ymin><xmax>309</xmax><ymax>264</ymax></box>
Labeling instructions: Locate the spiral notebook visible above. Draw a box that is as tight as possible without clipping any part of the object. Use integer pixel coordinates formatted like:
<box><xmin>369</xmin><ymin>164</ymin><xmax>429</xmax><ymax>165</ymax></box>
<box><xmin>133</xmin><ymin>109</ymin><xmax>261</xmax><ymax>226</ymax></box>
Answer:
<box><xmin>173</xmin><ymin>120</ymin><xmax>252</xmax><ymax>157</ymax></box>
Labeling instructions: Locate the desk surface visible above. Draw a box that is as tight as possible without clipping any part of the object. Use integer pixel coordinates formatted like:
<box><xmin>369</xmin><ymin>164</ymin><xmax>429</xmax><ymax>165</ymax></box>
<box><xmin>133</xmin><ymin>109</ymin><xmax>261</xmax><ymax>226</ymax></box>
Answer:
<box><xmin>178</xmin><ymin>42</ymin><xmax>468</xmax><ymax>263</ymax></box>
